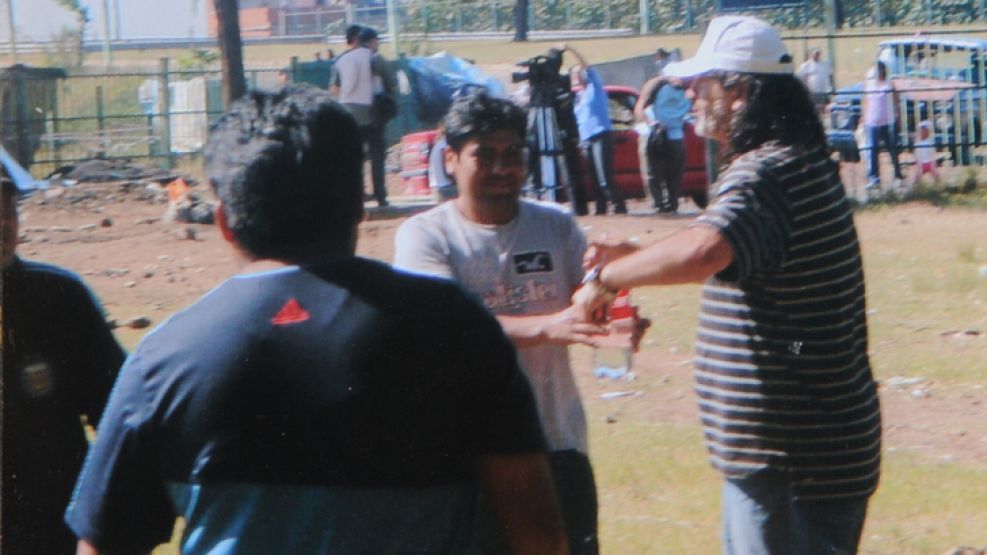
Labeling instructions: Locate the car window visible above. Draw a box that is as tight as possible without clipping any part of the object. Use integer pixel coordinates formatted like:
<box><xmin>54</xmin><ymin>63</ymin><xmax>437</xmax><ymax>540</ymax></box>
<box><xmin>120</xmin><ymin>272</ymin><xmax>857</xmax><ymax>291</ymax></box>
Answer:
<box><xmin>607</xmin><ymin>93</ymin><xmax>636</xmax><ymax>130</ymax></box>
<box><xmin>881</xmin><ymin>44</ymin><xmax>978</xmax><ymax>82</ymax></box>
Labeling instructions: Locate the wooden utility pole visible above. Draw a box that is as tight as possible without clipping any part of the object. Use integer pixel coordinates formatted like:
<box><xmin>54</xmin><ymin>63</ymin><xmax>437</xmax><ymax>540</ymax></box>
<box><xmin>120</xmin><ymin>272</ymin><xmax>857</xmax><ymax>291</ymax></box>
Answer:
<box><xmin>213</xmin><ymin>0</ymin><xmax>247</xmax><ymax>104</ymax></box>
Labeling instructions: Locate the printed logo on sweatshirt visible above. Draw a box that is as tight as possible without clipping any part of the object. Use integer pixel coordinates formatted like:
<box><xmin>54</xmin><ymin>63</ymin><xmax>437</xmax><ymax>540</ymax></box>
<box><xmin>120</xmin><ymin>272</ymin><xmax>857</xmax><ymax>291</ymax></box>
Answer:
<box><xmin>513</xmin><ymin>251</ymin><xmax>554</xmax><ymax>275</ymax></box>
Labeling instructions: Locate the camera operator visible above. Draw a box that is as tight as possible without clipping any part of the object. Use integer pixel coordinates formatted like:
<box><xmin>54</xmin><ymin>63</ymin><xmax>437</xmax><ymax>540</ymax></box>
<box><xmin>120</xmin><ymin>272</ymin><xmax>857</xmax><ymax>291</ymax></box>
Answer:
<box><xmin>512</xmin><ymin>49</ymin><xmax>591</xmax><ymax>215</ymax></box>
<box><xmin>562</xmin><ymin>44</ymin><xmax>627</xmax><ymax>215</ymax></box>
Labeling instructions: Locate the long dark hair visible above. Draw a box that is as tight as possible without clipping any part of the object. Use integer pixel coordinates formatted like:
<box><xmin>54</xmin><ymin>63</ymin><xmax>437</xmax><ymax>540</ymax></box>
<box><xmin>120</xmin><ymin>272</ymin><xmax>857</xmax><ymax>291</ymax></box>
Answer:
<box><xmin>719</xmin><ymin>71</ymin><xmax>827</xmax><ymax>158</ymax></box>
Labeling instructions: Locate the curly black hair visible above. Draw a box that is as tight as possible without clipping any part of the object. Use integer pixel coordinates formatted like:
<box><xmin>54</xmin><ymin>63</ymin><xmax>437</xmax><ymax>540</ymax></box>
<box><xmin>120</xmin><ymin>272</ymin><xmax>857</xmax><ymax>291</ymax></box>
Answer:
<box><xmin>717</xmin><ymin>71</ymin><xmax>827</xmax><ymax>159</ymax></box>
<box><xmin>205</xmin><ymin>84</ymin><xmax>364</xmax><ymax>261</ymax></box>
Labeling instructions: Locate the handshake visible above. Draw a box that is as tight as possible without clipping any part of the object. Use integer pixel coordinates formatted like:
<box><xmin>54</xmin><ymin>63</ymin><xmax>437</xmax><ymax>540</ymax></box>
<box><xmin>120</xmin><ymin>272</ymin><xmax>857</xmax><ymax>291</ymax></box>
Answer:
<box><xmin>571</xmin><ymin>237</ymin><xmax>642</xmax><ymax>322</ymax></box>
<box><xmin>564</xmin><ymin>237</ymin><xmax>650</xmax><ymax>351</ymax></box>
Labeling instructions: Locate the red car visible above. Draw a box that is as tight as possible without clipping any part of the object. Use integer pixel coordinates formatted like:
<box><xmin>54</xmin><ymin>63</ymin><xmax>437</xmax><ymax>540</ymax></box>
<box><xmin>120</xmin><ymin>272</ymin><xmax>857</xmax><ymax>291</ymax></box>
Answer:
<box><xmin>598</xmin><ymin>85</ymin><xmax>710</xmax><ymax>208</ymax></box>
<box><xmin>399</xmin><ymin>85</ymin><xmax>710</xmax><ymax>208</ymax></box>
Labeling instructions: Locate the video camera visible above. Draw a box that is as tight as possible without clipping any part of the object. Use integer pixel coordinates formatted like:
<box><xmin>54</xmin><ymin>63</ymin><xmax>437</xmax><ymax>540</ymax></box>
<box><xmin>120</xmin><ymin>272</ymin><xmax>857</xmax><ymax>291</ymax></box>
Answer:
<box><xmin>512</xmin><ymin>52</ymin><xmax>570</xmax><ymax>90</ymax></box>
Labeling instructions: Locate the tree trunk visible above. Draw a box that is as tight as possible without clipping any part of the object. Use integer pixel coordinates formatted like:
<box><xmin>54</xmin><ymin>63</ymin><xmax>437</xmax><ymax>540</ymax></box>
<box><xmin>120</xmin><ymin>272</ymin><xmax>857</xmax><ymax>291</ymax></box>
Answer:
<box><xmin>213</xmin><ymin>0</ymin><xmax>247</xmax><ymax>105</ymax></box>
<box><xmin>513</xmin><ymin>0</ymin><xmax>529</xmax><ymax>42</ymax></box>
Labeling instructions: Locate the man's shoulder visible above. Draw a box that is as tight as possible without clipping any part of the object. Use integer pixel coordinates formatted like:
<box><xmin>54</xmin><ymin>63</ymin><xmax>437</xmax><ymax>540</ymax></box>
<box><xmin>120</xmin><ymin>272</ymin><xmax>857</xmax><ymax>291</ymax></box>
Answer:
<box><xmin>12</xmin><ymin>258</ymin><xmax>100</xmax><ymax>304</ymax></box>
<box><xmin>400</xmin><ymin>201</ymin><xmax>458</xmax><ymax>234</ymax></box>
<box><xmin>520</xmin><ymin>199</ymin><xmax>578</xmax><ymax>224</ymax></box>
<box><xmin>17</xmin><ymin>257</ymin><xmax>86</xmax><ymax>285</ymax></box>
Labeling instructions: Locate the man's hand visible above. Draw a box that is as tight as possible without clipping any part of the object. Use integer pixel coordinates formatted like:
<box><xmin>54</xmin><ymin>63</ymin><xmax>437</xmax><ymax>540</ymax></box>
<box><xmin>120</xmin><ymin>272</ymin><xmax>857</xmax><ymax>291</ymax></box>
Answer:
<box><xmin>496</xmin><ymin>305</ymin><xmax>607</xmax><ymax>349</ymax></box>
<box><xmin>583</xmin><ymin>237</ymin><xmax>641</xmax><ymax>270</ymax></box>
<box><xmin>571</xmin><ymin>279</ymin><xmax>617</xmax><ymax>322</ymax></box>
<box><xmin>539</xmin><ymin>304</ymin><xmax>608</xmax><ymax>347</ymax></box>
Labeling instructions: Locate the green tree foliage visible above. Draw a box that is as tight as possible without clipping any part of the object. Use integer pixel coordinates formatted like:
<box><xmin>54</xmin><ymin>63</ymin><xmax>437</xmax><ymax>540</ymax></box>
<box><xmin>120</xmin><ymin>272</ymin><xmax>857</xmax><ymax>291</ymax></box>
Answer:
<box><xmin>395</xmin><ymin>0</ymin><xmax>983</xmax><ymax>36</ymax></box>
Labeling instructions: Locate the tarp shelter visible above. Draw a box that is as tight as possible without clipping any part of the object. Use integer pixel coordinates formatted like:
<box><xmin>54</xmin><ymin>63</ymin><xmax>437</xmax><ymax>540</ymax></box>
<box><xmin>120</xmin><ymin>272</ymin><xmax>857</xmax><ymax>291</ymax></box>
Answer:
<box><xmin>0</xmin><ymin>65</ymin><xmax>67</xmax><ymax>170</ymax></box>
<box><xmin>402</xmin><ymin>53</ymin><xmax>507</xmax><ymax>128</ymax></box>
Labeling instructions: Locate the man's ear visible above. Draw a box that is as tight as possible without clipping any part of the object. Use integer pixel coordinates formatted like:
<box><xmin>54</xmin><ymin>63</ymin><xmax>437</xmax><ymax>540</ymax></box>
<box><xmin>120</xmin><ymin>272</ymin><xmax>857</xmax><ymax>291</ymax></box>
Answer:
<box><xmin>730</xmin><ymin>81</ymin><xmax>749</xmax><ymax>112</ymax></box>
<box><xmin>215</xmin><ymin>201</ymin><xmax>236</xmax><ymax>244</ymax></box>
<box><xmin>444</xmin><ymin>146</ymin><xmax>458</xmax><ymax>178</ymax></box>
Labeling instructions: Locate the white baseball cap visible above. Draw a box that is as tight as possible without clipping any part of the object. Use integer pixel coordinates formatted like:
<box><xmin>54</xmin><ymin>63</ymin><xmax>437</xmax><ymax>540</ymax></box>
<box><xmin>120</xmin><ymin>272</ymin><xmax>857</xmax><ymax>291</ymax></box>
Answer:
<box><xmin>663</xmin><ymin>15</ymin><xmax>793</xmax><ymax>78</ymax></box>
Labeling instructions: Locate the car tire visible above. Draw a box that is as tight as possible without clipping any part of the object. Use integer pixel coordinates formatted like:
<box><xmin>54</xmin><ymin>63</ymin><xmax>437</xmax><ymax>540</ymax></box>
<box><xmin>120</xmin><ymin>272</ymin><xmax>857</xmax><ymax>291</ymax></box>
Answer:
<box><xmin>691</xmin><ymin>190</ymin><xmax>709</xmax><ymax>209</ymax></box>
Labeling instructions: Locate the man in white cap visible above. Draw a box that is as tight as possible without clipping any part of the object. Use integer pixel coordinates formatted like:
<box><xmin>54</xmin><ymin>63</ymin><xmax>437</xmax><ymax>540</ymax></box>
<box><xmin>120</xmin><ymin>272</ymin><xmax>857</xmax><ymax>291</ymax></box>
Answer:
<box><xmin>574</xmin><ymin>15</ymin><xmax>881</xmax><ymax>554</ymax></box>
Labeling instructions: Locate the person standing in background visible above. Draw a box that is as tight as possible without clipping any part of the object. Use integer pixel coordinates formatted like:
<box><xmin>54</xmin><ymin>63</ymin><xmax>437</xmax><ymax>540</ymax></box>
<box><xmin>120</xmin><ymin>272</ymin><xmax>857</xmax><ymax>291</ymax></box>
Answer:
<box><xmin>796</xmin><ymin>48</ymin><xmax>835</xmax><ymax>111</ymax></box>
<box><xmin>635</xmin><ymin>74</ymin><xmax>692</xmax><ymax>213</ymax></box>
<box><xmin>564</xmin><ymin>44</ymin><xmax>628</xmax><ymax>215</ymax></box>
<box><xmin>331</xmin><ymin>24</ymin><xmax>392</xmax><ymax>206</ymax></box>
<box><xmin>861</xmin><ymin>60</ymin><xmax>904</xmax><ymax>191</ymax></box>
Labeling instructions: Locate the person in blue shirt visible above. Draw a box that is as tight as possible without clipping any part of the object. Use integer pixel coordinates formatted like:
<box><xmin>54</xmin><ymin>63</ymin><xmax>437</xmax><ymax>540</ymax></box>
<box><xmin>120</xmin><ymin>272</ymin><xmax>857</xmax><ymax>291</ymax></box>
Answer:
<box><xmin>635</xmin><ymin>74</ymin><xmax>692</xmax><ymax>213</ymax></box>
<box><xmin>563</xmin><ymin>44</ymin><xmax>627</xmax><ymax>215</ymax></box>
<box><xmin>66</xmin><ymin>85</ymin><xmax>568</xmax><ymax>555</ymax></box>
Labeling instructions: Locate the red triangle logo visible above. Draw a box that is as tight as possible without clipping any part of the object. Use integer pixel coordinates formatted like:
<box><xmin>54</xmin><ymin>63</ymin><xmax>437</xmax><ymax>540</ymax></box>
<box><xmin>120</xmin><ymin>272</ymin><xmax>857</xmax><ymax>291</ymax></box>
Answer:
<box><xmin>271</xmin><ymin>298</ymin><xmax>310</xmax><ymax>325</ymax></box>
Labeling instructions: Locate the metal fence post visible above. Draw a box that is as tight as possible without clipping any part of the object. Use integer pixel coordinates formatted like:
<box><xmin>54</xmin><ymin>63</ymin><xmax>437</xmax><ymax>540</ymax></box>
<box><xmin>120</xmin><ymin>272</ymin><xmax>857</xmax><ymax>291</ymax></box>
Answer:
<box><xmin>11</xmin><ymin>67</ymin><xmax>28</xmax><ymax>166</ymax></box>
<box><xmin>159</xmin><ymin>57</ymin><xmax>173</xmax><ymax>168</ymax></box>
<box><xmin>456</xmin><ymin>4</ymin><xmax>463</xmax><ymax>32</ymax></box>
<box><xmin>492</xmin><ymin>1</ymin><xmax>498</xmax><ymax>31</ymax></box>
<box><xmin>96</xmin><ymin>85</ymin><xmax>105</xmax><ymax>133</ymax></box>
<box><xmin>51</xmin><ymin>88</ymin><xmax>61</xmax><ymax>165</ymax></box>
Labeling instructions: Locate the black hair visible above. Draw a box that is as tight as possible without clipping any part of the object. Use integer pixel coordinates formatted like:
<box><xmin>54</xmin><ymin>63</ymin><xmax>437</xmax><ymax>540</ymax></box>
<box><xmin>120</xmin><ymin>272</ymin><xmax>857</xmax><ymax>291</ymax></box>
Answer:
<box><xmin>358</xmin><ymin>27</ymin><xmax>378</xmax><ymax>42</ymax></box>
<box><xmin>442</xmin><ymin>91</ymin><xmax>527</xmax><ymax>152</ymax></box>
<box><xmin>875</xmin><ymin>60</ymin><xmax>887</xmax><ymax>80</ymax></box>
<box><xmin>204</xmin><ymin>84</ymin><xmax>364</xmax><ymax>261</ymax></box>
<box><xmin>345</xmin><ymin>24</ymin><xmax>363</xmax><ymax>44</ymax></box>
<box><xmin>717</xmin><ymin>71</ymin><xmax>827</xmax><ymax>158</ymax></box>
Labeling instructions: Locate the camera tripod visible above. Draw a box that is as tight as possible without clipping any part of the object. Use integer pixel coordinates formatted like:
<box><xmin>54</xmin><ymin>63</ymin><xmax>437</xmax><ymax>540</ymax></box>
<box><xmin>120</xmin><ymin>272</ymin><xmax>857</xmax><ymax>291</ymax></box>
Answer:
<box><xmin>524</xmin><ymin>101</ymin><xmax>571</xmax><ymax>202</ymax></box>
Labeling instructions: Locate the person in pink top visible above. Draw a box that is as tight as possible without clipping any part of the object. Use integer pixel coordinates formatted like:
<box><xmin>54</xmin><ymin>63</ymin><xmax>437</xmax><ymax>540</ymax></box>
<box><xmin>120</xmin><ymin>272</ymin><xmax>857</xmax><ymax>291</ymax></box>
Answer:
<box><xmin>861</xmin><ymin>60</ymin><xmax>904</xmax><ymax>190</ymax></box>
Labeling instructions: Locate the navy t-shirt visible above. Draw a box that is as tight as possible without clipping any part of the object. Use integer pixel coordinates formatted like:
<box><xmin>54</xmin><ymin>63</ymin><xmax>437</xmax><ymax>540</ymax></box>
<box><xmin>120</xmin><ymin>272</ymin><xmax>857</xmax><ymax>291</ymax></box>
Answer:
<box><xmin>66</xmin><ymin>257</ymin><xmax>545</xmax><ymax>554</ymax></box>
<box><xmin>3</xmin><ymin>257</ymin><xmax>124</xmax><ymax>555</ymax></box>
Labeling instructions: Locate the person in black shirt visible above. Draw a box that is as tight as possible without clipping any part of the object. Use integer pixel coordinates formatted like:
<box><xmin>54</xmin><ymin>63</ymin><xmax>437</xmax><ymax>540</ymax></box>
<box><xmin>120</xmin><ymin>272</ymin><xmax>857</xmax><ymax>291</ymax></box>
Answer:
<box><xmin>2</xmin><ymin>176</ymin><xmax>125</xmax><ymax>555</ymax></box>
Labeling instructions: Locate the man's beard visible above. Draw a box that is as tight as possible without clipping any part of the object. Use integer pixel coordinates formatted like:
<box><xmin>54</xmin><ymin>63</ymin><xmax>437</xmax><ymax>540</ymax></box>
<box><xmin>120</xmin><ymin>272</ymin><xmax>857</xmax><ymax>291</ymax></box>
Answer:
<box><xmin>693</xmin><ymin>98</ymin><xmax>733</xmax><ymax>140</ymax></box>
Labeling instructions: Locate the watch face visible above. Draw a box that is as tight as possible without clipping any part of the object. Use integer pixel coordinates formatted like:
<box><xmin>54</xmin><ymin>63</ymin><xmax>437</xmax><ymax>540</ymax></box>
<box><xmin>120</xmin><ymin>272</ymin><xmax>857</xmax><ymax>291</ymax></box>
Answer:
<box><xmin>20</xmin><ymin>359</ymin><xmax>55</xmax><ymax>398</ymax></box>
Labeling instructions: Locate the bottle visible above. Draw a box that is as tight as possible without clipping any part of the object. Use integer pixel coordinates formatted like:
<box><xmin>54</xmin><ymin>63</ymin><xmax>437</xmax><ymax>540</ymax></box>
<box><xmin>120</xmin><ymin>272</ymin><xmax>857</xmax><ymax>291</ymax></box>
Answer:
<box><xmin>592</xmin><ymin>289</ymin><xmax>636</xmax><ymax>379</ymax></box>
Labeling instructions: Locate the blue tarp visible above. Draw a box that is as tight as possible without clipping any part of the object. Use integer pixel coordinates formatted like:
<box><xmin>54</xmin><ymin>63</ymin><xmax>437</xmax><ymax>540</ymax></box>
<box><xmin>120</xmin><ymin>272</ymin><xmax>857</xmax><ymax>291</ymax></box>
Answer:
<box><xmin>0</xmin><ymin>145</ymin><xmax>38</xmax><ymax>193</ymax></box>
<box><xmin>404</xmin><ymin>53</ymin><xmax>506</xmax><ymax>127</ymax></box>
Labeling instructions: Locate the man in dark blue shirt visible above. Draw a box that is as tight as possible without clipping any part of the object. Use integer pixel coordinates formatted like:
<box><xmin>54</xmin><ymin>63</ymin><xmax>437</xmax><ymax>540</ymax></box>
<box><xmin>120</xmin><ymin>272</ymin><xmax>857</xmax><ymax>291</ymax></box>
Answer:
<box><xmin>66</xmin><ymin>85</ymin><xmax>567</xmax><ymax>555</ymax></box>
<box><xmin>2</xmin><ymin>176</ymin><xmax>125</xmax><ymax>555</ymax></box>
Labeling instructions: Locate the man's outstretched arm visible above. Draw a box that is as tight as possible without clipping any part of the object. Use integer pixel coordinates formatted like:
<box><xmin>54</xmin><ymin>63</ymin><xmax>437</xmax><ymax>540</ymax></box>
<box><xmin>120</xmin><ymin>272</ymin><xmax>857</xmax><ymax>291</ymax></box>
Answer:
<box><xmin>496</xmin><ymin>304</ymin><xmax>606</xmax><ymax>349</ymax></box>
<box><xmin>477</xmin><ymin>453</ymin><xmax>569</xmax><ymax>555</ymax></box>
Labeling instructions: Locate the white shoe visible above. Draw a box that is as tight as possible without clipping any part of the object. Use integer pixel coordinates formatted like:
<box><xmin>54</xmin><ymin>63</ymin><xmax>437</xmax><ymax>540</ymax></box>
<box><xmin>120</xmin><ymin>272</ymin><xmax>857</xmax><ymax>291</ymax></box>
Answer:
<box><xmin>865</xmin><ymin>180</ymin><xmax>881</xmax><ymax>191</ymax></box>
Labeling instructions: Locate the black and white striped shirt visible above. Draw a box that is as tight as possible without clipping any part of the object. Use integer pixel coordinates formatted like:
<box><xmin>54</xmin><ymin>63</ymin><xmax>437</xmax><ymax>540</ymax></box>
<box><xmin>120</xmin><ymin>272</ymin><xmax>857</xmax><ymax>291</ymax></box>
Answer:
<box><xmin>695</xmin><ymin>142</ymin><xmax>881</xmax><ymax>500</ymax></box>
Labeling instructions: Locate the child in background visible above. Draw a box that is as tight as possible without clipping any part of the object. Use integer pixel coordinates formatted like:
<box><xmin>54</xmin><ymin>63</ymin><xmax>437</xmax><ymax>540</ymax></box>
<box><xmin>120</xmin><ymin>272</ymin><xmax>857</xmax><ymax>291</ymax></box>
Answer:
<box><xmin>912</xmin><ymin>120</ymin><xmax>939</xmax><ymax>186</ymax></box>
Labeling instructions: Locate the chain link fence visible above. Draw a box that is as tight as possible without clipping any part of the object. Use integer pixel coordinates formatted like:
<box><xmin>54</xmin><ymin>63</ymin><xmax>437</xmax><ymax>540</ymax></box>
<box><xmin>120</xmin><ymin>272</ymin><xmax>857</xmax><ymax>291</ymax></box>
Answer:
<box><xmin>1</xmin><ymin>64</ymin><xmax>283</xmax><ymax>177</ymax></box>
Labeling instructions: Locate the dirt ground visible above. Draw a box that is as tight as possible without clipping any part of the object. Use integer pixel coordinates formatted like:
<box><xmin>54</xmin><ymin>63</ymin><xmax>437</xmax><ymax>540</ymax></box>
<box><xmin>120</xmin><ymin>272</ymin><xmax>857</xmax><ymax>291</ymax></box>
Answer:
<box><xmin>12</xmin><ymin>176</ymin><xmax>987</xmax><ymax>470</ymax></box>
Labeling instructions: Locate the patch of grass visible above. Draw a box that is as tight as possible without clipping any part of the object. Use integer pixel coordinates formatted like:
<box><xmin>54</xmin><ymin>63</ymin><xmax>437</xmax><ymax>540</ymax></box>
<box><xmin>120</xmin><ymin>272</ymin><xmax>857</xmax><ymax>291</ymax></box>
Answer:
<box><xmin>863</xmin><ymin>453</ymin><xmax>987</xmax><ymax>554</ymax></box>
<box><xmin>589</xmin><ymin>419</ymin><xmax>720</xmax><ymax>554</ymax></box>
<box><xmin>957</xmin><ymin>243</ymin><xmax>980</xmax><ymax>264</ymax></box>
